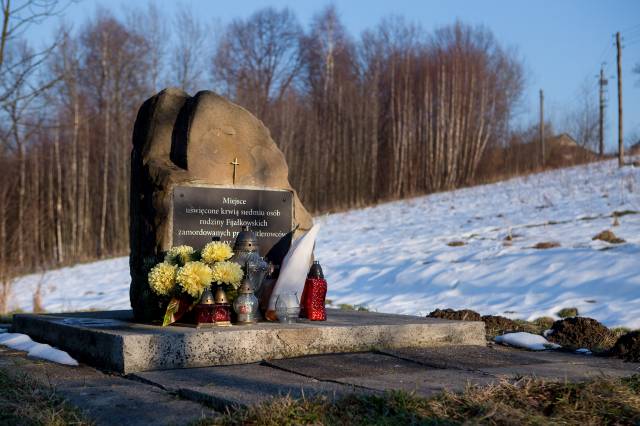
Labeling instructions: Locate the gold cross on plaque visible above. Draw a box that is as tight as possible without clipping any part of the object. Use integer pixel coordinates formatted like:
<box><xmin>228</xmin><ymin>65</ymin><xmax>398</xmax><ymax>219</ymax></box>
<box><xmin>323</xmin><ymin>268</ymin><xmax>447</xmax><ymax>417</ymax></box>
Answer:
<box><xmin>230</xmin><ymin>157</ymin><xmax>240</xmax><ymax>184</ymax></box>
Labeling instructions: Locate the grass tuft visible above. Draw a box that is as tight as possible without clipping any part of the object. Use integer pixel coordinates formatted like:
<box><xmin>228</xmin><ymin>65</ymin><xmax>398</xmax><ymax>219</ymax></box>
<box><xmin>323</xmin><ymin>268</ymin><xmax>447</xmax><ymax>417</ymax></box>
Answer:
<box><xmin>0</xmin><ymin>369</ymin><xmax>90</xmax><ymax>425</ymax></box>
<box><xmin>532</xmin><ymin>241</ymin><xmax>560</xmax><ymax>249</ymax></box>
<box><xmin>446</xmin><ymin>241</ymin><xmax>466</xmax><ymax>247</ymax></box>
<box><xmin>592</xmin><ymin>230</ymin><xmax>626</xmax><ymax>244</ymax></box>
<box><xmin>338</xmin><ymin>304</ymin><xmax>370</xmax><ymax>312</ymax></box>
<box><xmin>556</xmin><ymin>307</ymin><xmax>579</xmax><ymax>318</ymax></box>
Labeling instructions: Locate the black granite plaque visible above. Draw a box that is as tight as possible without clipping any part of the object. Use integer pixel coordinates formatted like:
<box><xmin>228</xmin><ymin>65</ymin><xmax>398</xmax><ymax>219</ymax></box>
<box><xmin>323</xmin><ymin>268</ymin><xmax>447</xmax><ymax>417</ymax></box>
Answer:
<box><xmin>172</xmin><ymin>186</ymin><xmax>293</xmax><ymax>260</ymax></box>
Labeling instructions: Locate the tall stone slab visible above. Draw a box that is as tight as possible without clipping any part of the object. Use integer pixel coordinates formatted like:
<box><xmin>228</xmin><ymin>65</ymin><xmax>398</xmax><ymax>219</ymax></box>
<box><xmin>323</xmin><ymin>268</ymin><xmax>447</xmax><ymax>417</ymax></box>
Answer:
<box><xmin>130</xmin><ymin>88</ymin><xmax>313</xmax><ymax>321</ymax></box>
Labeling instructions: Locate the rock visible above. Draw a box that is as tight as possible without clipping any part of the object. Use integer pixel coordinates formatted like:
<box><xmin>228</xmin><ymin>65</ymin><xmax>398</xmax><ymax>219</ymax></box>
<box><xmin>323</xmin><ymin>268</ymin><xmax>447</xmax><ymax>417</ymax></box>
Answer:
<box><xmin>610</xmin><ymin>330</ymin><xmax>640</xmax><ymax>362</ymax></box>
<box><xmin>427</xmin><ymin>308</ymin><xmax>481</xmax><ymax>322</ymax></box>
<box><xmin>547</xmin><ymin>317</ymin><xmax>616</xmax><ymax>353</ymax></box>
<box><xmin>130</xmin><ymin>89</ymin><xmax>313</xmax><ymax>321</ymax></box>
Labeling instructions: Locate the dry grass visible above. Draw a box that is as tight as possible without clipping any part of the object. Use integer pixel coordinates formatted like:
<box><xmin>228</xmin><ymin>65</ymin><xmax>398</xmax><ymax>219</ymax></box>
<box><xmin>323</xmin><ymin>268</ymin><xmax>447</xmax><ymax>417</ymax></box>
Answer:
<box><xmin>447</xmin><ymin>241</ymin><xmax>466</xmax><ymax>247</ymax></box>
<box><xmin>556</xmin><ymin>307</ymin><xmax>579</xmax><ymax>318</ymax></box>
<box><xmin>0</xmin><ymin>369</ymin><xmax>90</xmax><ymax>425</ymax></box>
<box><xmin>201</xmin><ymin>375</ymin><xmax>640</xmax><ymax>425</ymax></box>
<box><xmin>592</xmin><ymin>230</ymin><xmax>626</xmax><ymax>244</ymax></box>
<box><xmin>532</xmin><ymin>241</ymin><xmax>561</xmax><ymax>249</ymax></box>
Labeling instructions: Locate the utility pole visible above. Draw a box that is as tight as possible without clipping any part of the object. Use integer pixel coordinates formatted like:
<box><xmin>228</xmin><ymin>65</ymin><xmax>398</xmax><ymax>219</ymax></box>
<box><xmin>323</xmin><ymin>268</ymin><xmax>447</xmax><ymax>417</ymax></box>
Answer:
<box><xmin>616</xmin><ymin>32</ymin><xmax>624</xmax><ymax>167</ymax></box>
<box><xmin>598</xmin><ymin>64</ymin><xmax>607</xmax><ymax>158</ymax></box>
<box><xmin>539</xmin><ymin>89</ymin><xmax>545</xmax><ymax>167</ymax></box>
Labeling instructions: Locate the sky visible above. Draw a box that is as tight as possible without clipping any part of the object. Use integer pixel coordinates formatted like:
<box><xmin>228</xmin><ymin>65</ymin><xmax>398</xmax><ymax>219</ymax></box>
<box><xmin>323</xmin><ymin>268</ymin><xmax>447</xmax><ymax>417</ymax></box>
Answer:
<box><xmin>25</xmin><ymin>0</ymin><xmax>640</xmax><ymax>151</ymax></box>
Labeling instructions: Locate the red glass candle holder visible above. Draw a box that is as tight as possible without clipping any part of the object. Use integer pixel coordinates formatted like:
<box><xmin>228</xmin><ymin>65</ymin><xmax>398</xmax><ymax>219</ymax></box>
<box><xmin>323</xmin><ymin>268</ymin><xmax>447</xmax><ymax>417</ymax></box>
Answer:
<box><xmin>196</xmin><ymin>304</ymin><xmax>215</xmax><ymax>325</ymax></box>
<box><xmin>214</xmin><ymin>303</ymin><xmax>232</xmax><ymax>326</ymax></box>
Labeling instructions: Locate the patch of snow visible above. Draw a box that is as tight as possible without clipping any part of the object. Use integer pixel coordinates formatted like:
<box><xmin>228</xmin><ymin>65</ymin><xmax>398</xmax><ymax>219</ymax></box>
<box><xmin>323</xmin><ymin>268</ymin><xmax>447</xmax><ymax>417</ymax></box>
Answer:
<box><xmin>575</xmin><ymin>348</ymin><xmax>592</xmax><ymax>355</ymax></box>
<box><xmin>495</xmin><ymin>332</ymin><xmax>561</xmax><ymax>351</ymax></box>
<box><xmin>0</xmin><ymin>328</ymin><xmax>7</xmax><ymax>333</ymax></box>
<box><xmin>6</xmin><ymin>158</ymin><xmax>640</xmax><ymax>329</ymax></box>
<box><xmin>543</xmin><ymin>329</ymin><xmax>553</xmax><ymax>337</ymax></box>
<box><xmin>0</xmin><ymin>333</ymin><xmax>78</xmax><ymax>366</ymax></box>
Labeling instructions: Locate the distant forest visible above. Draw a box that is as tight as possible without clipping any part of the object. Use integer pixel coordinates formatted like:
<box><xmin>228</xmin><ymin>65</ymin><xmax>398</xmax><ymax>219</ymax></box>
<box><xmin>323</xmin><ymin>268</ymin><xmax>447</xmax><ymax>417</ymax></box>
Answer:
<box><xmin>0</xmin><ymin>1</ymin><xmax>600</xmax><ymax>285</ymax></box>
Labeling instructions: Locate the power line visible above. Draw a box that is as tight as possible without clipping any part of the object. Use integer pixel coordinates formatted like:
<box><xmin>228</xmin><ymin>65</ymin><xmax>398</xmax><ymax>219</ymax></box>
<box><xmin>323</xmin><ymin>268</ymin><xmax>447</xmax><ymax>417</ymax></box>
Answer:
<box><xmin>620</xmin><ymin>23</ymin><xmax>640</xmax><ymax>33</ymax></box>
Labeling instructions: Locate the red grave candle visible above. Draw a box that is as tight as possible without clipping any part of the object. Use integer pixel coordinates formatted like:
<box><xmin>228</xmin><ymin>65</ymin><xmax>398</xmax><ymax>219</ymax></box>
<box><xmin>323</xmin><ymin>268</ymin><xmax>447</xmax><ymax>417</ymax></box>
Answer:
<box><xmin>301</xmin><ymin>261</ymin><xmax>327</xmax><ymax>321</ymax></box>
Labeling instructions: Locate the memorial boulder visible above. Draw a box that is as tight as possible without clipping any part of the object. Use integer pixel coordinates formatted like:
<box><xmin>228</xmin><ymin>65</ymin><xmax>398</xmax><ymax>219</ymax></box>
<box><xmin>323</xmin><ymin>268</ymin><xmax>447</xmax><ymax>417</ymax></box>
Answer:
<box><xmin>130</xmin><ymin>88</ymin><xmax>313</xmax><ymax>321</ymax></box>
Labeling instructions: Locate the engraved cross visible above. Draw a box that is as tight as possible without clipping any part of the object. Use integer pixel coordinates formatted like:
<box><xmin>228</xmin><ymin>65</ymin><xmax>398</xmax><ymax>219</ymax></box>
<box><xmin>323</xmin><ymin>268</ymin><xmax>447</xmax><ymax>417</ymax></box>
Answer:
<box><xmin>230</xmin><ymin>157</ymin><xmax>240</xmax><ymax>184</ymax></box>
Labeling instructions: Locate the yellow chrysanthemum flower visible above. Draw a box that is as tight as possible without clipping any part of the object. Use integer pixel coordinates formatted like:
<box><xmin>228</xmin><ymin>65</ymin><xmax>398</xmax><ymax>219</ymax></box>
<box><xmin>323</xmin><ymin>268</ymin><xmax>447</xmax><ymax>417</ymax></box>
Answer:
<box><xmin>201</xmin><ymin>241</ymin><xmax>233</xmax><ymax>264</ymax></box>
<box><xmin>148</xmin><ymin>262</ymin><xmax>177</xmax><ymax>296</ymax></box>
<box><xmin>176</xmin><ymin>261</ymin><xmax>213</xmax><ymax>298</ymax></box>
<box><xmin>164</xmin><ymin>245</ymin><xmax>195</xmax><ymax>265</ymax></box>
<box><xmin>211</xmin><ymin>261</ymin><xmax>244</xmax><ymax>289</ymax></box>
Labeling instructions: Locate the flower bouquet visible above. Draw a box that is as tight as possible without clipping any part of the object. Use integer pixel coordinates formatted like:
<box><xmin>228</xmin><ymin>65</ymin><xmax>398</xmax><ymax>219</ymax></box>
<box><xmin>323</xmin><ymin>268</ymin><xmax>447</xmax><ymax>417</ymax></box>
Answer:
<box><xmin>147</xmin><ymin>242</ymin><xmax>243</xmax><ymax>326</ymax></box>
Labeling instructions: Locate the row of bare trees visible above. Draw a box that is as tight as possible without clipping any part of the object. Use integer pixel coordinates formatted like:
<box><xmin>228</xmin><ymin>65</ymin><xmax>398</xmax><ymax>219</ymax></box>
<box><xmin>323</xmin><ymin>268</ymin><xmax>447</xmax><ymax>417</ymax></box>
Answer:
<box><xmin>0</xmin><ymin>3</ymin><xmax>525</xmax><ymax>288</ymax></box>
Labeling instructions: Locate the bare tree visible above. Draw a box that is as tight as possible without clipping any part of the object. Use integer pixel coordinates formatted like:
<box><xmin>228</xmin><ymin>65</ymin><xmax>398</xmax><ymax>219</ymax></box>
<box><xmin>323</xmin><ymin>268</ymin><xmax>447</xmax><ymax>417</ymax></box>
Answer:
<box><xmin>564</xmin><ymin>77</ymin><xmax>599</xmax><ymax>151</ymax></box>
<box><xmin>0</xmin><ymin>0</ymin><xmax>67</xmax><ymax>108</ymax></box>
<box><xmin>126</xmin><ymin>2</ymin><xmax>168</xmax><ymax>93</ymax></box>
<box><xmin>213</xmin><ymin>7</ymin><xmax>302</xmax><ymax>117</ymax></box>
<box><xmin>171</xmin><ymin>6</ymin><xmax>207</xmax><ymax>95</ymax></box>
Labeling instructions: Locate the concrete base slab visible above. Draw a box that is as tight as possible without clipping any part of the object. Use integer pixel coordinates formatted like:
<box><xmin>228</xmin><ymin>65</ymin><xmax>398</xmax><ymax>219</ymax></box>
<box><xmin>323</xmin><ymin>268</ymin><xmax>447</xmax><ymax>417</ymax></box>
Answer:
<box><xmin>11</xmin><ymin>309</ymin><xmax>484</xmax><ymax>374</ymax></box>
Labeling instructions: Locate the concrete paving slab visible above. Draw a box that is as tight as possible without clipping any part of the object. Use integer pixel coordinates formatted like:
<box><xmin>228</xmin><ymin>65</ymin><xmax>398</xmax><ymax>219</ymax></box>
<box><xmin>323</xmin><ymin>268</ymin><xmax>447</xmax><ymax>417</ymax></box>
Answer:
<box><xmin>12</xmin><ymin>309</ymin><xmax>485</xmax><ymax>373</ymax></box>
<box><xmin>60</xmin><ymin>383</ymin><xmax>216</xmax><ymax>426</ymax></box>
<box><xmin>380</xmin><ymin>345</ymin><xmax>552</xmax><ymax>370</ymax></box>
<box><xmin>266</xmin><ymin>352</ymin><xmax>428</xmax><ymax>380</ymax></box>
<box><xmin>332</xmin><ymin>370</ymin><xmax>496</xmax><ymax>397</ymax></box>
<box><xmin>479</xmin><ymin>361</ymin><xmax>640</xmax><ymax>381</ymax></box>
<box><xmin>133</xmin><ymin>363</ymin><xmax>358</xmax><ymax>410</ymax></box>
<box><xmin>266</xmin><ymin>352</ymin><xmax>495</xmax><ymax>397</ymax></box>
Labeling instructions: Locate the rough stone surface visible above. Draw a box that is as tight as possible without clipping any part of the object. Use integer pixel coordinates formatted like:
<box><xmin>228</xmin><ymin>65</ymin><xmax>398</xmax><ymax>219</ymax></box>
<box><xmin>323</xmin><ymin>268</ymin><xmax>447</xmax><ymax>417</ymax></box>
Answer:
<box><xmin>130</xmin><ymin>88</ymin><xmax>313</xmax><ymax>321</ymax></box>
<box><xmin>12</xmin><ymin>309</ymin><xmax>486</xmax><ymax>374</ymax></box>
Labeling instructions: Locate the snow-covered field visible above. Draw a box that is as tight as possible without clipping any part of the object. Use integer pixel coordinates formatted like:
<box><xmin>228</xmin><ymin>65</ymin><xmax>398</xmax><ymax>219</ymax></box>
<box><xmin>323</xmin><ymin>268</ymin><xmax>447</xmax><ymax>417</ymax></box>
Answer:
<box><xmin>8</xmin><ymin>159</ymin><xmax>640</xmax><ymax>328</ymax></box>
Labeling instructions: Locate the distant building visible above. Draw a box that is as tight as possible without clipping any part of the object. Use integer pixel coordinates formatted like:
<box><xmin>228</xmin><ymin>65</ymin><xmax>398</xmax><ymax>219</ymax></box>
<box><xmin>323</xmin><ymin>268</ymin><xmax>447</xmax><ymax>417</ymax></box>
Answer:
<box><xmin>629</xmin><ymin>141</ymin><xmax>640</xmax><ymax>157</ymax></box>
<box><xmin>477</xmin><ymin>133</ymin><xmax>596</xmax><ymax>179</ymax></box>
<box><xmin>545</xmin><ymin>133</ymin><xmax>596</xmax><ymax>167</ymax></box>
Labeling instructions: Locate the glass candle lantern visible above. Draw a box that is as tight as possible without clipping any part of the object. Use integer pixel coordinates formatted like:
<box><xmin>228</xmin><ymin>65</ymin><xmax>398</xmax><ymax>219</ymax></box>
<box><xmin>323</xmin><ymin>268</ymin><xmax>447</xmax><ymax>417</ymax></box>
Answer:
<box><xmin>195</xmin><ymin>286</ymin><xmax>216</xmax><ymax>326</ymax></box>
<box><xmin>275</xmin><ymin>292</ymin><xmax>300</xmax><ymax>324</ymax></box>
<box><xmin>233</xmin><ymin>279</ymin><xmax>259</xmax><ymax>324</ymax></box>
<box><xmin>213</xmin><ymin>286</ymin><xmax>232</xmax><ymax>326</ymax></box>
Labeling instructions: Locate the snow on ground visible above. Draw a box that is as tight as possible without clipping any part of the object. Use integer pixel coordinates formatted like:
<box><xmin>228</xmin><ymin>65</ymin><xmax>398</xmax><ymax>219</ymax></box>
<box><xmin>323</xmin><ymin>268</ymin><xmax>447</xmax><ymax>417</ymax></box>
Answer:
<box><xmin>494</xmin><ymin>332</ymin><xmax>560</xmax><ymax>351</ymax></box>
<box><xmin>0</xmin><ymin>331</ymin><xmax>78</xmax><ymax>365</ymax></box>
<box><xmin>7</xmin><ymin>159</ymin><xmax>640</xmax><ymax>328</ymax></box>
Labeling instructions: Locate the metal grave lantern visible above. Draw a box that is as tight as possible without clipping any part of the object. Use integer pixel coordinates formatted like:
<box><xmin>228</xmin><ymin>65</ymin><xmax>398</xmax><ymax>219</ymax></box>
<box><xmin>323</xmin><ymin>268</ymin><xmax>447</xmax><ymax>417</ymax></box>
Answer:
<box><xmin>230</xmin><ymin>226</ymin><xmax>269</xmax><ymax>291</ymax></box>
